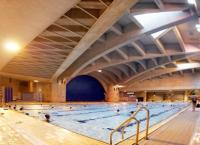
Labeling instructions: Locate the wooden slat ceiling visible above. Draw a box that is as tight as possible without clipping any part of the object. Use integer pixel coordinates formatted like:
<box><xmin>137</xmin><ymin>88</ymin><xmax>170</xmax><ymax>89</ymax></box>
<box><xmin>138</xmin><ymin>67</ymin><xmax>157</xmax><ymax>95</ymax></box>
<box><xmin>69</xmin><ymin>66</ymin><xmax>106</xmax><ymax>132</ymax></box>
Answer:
<box><xmin>2</xmin><ymin>0</ymin><xmax>113</xmax><ymax>78</ymax></box>
<box><xmin>1</xmin><ymin>0</ymin><xmax>200</xmax><ymax>86</ymax></box>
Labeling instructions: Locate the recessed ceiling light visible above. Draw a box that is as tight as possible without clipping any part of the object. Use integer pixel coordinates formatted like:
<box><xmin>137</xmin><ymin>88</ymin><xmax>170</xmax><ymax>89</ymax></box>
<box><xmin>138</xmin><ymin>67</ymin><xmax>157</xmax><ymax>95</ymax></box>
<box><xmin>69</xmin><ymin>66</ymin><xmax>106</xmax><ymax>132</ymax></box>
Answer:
<box><xmin>33</xmin><ymin>80</ymin><xmax>39</xmax><ymax>83</ymax></box>
<box><xmin>97</xmin><ymin>70</ymin><xmax>102</xmax><ymax>72</ymax></box>
<box><xmin>188</xmin><ymin>0</ymin><xmax>196</xmax><ymax>5</ymax></box>
<box><xmin>115</xmin><ymin>84</ymin><xmax>125</xmax><ymax>88</ymax></box>
<box><xmin>4</xmin><ymin>40</ymin><xmax>20</xmax><ymax>53</ymax></box>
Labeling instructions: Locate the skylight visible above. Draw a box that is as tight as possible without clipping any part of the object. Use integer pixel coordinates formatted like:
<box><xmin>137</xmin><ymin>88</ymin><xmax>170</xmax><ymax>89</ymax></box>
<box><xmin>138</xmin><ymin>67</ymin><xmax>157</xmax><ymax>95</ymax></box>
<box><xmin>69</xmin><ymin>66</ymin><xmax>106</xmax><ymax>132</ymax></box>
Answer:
<box><xmin>151</xmin><ymin>29</ymin><xmax>169</xmax><ymax>38</ymax></box>
<box><xmin>188</xmin><ymin>0</ymin><xmax>196</xmax><ymax>5</ymax></box>
<box><xmin>195</xmin><ymin>24</ymin><xmax>200</xmax><ymax>32</ymax></box>
<box><xmin>133</xmin><ymin>11</ymin><xmax>183</xmax><ymax>28</ymax></box>
<box><xmin>177</xmin><ymin>63</ymin><xmax>200</xmax><ymax>69</ymax></box>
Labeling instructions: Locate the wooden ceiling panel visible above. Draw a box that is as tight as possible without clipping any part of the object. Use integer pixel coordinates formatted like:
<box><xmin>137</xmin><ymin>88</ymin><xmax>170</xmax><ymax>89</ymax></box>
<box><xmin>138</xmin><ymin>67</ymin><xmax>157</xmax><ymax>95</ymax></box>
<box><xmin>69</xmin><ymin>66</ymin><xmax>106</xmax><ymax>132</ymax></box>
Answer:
<box><xmin>2</xmin><ymin>0</ymin><xmax>113</xmax><ymax>79</ymax></box>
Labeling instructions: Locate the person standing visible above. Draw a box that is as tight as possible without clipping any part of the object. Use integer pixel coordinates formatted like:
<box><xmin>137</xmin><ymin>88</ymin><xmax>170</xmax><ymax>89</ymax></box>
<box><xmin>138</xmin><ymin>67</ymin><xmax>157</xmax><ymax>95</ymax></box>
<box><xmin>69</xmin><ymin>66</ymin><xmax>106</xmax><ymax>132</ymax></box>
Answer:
<box><xmin>191</xmin><ymin>92</ymin><xmax>197</xmax><ymax>111</ymax></box>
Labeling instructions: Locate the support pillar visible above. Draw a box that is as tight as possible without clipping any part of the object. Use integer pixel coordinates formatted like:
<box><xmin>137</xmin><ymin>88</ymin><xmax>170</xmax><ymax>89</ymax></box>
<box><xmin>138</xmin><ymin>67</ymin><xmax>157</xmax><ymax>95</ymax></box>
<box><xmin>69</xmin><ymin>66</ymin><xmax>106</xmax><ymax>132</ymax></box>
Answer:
<box><xmin>0</xmin><ymin>87</ymin><xmax>5</xmax><ymax>106</ymax></box>
<box><xmin>135</xmin><ymin>91</ymin><xmax>147</xmax><ymax>102</ymax></box>
<box><xmin>106</xmin><ymin>85</ymin><xmax>120</xmax><ymax>102</ymax></box>
<box><xmin>33</xmin><ymin>81</ymin><xmax>41</xmax><ymax>102</ymax></box>
<box><xmin>143</xmin><ymin>91</ymin><xmax>147</xmax><ymax>102</ymax></box>
<box><xmin>28</xmin><ymin>81</ymin><xmax>34</xmax><ymax>92</ymax></box>
<box><xmin>184</xmin><ymin>90</ymin><xmax>189</xmax><ymax>102</ymax></box>
<box><xmin>51</xmin><ymin>80</ymin><xmax>66</xmax><ymax>102</ymax></box>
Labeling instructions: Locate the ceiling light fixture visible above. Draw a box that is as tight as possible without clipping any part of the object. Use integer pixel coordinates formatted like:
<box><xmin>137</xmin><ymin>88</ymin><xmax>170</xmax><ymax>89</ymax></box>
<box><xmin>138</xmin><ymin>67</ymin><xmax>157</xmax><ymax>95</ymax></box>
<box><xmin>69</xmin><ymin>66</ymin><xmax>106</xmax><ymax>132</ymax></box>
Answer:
<box><xmin>33</xmin><ymin>80</ymin><xmax>39</xmax><ymax>83</ymax></box>
<box><xmin>115</xmin><ymin>84</ymin><xmax>125</xmax><ymax>88</ymax></box>
<box><xmin>97</xmin><ymin>70</ymin><xmax>102</xmax><ymax>72</ymax></box>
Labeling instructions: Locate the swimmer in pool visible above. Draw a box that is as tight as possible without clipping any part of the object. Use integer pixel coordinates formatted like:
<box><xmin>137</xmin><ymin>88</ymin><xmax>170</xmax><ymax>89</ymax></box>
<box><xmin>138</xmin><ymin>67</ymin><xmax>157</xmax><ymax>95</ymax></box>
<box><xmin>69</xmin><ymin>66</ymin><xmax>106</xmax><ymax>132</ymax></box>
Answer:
<box><xmin>19</xmin><ymin>106</ymin><xmax>24</xmax><ymax>111</ymax></box>
<box><xmin>45</xmin><ymin>114</ymin><xmax>50</xmax><ymax>122</ymax></box>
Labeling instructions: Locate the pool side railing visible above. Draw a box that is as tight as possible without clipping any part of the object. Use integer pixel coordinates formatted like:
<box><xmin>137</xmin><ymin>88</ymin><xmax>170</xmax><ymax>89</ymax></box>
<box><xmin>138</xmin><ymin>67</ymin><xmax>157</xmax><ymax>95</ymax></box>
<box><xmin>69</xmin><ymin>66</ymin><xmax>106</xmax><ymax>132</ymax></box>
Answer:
<box><xmin>110</xmin><ymin>106</ymin><xmax>150</xmax><ymax>145</ymax></box>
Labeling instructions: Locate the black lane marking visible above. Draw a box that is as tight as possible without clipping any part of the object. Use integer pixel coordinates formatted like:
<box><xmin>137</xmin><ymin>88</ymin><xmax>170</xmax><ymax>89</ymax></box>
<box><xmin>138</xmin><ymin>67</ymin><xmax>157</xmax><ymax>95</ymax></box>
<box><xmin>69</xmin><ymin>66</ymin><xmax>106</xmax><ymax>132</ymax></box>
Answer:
<box><xmin>75</xmin><ymin>106</ymin><xmax>182</xmax><ymax>124</ymax></box>
<box><xmin>105</xmin><ymin>107</ymin><xmax>182</xmax><ymax>132</ymax></box>
<box><xmin>51</xmin><ymin>105</ymin><xmax>167</xmax><ymax>117</ymax></box>
<box><xmin>76</xmin><ymin>114</ymin><xmax>120</xmax><ymax>123</ymax></box>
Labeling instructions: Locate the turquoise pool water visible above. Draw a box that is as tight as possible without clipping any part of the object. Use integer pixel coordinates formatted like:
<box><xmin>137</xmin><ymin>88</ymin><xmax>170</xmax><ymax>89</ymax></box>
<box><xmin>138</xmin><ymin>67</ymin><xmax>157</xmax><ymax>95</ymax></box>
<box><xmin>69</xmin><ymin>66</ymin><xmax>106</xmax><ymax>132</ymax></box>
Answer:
<box><xmin>11</xmin><ymin>102</ymin><xmax>189</xmax><ymax>144</ymax></box>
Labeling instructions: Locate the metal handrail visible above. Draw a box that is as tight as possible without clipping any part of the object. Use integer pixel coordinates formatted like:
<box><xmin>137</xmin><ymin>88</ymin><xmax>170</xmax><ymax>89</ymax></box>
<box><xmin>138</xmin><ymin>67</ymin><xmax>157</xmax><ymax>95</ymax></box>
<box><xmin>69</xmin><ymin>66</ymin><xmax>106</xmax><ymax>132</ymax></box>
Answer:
<box><xmin>133</xmin><ymin>106</ymin><xmax>150</xmax><ymax>140</ymax></box>
<box><xmin>110</xmin><ymin>116</ymin><xmax>140</xmax><ymax>145</ymax></box>
<box><xmin>109</xmin><ymin>106</ymin><xmax>150</xmax><ymax>145</ymax></box>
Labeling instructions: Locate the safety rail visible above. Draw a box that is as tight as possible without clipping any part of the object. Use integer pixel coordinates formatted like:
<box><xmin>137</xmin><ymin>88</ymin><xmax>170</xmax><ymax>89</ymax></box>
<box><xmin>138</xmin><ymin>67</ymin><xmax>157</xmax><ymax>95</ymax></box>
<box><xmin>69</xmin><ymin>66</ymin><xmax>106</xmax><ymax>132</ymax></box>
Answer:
<box><xmin>110</xmin><ymin>106</ymin><xmax>150</xmax><ymax>145</ymax></box>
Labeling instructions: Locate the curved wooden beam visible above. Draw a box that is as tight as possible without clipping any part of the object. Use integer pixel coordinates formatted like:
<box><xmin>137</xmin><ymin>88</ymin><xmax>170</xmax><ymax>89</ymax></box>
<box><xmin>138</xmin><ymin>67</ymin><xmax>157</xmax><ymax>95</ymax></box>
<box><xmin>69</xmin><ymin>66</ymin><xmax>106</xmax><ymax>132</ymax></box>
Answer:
<box><xmin>123</xmin><ymin>52</ymin><xmax>200</xmax><ymax>86</ymax></box>
<box><xmin>60</xmin><ymin>11</ymin><xmax>197</xmax><ymax>79</ymax></box>
<box><xmin>81</xmin><ymin>44</ymin><xmax>200</xmax><ymax>74</ymax></box>
<box><xmin>52</xmin><ymin>0</ymin><xmax>139</xmax><ymax>80</ymax></box>
<box><xmin>103</xmin><ymin>68</ymin><xmax>122</xmax><ymax>81</ymax></box>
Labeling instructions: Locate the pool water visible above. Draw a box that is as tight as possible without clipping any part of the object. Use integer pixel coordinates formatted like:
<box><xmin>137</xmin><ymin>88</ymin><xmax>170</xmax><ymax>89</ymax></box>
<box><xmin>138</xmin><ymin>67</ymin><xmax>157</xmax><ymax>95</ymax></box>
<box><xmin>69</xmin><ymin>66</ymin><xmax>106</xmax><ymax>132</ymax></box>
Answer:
<box><xmin>11</xmin><ymin>102</ymin><xmax>189</xmax><ymax>144</ymax></box>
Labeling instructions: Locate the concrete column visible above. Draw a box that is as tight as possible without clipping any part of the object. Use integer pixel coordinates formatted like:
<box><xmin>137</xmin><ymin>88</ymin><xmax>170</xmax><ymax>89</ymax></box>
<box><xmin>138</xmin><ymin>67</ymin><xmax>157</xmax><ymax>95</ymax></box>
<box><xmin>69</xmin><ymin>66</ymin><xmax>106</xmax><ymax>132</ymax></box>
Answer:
<box><xmin>33</xmin><ymin>82</ymin><xmax>40</xmax><ymax>101</ymax></box>
<box><xmin>51</xmin><ymin>80</ymin><xmax>66</xmax><ymax>102</ymax></box>
<box><xmin>143</xmin><ymin>91</ymin><xmax>147</xmax><ymax>102</ymax></box>
<box><xmin>184</xmin><ymin>90</ymin><xmax>189</xmax><ymax>102</ymax></box>
<box><xmin>28</xmin><ymin>81</ymin><xmax>34</xmax><ymax>92</ymax></box>
<box><xmin>135</xmin><ymin>91</ymin><xmax>147</xmax><ymax>102</ymax></box>
<box><xmin>0</xmin><ymin>86</ymin><xmax>5</xmax><ymax>106</ymax></box>
<box><xmin>106</xmin><ymin>85</ymin><xmax>120</xmax><ymax>102</ymax></box>
<box><xmin>37</xmin><ymin>83</ymin><xmax>44</xmax><ymax>102</ymax></box>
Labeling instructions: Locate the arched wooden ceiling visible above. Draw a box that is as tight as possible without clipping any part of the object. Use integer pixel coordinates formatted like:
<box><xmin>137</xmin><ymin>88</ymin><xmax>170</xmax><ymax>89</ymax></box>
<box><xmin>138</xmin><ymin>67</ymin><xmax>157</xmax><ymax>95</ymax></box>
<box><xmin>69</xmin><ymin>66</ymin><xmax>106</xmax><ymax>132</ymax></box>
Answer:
<box><xmin>61</xmin><ymin>0</ymin><xmax>200</xmax><ymax>86</ymax></box>
<box><xmin>1</xmin><ymin>0</ymin><xmax>200</xmax><ymax>86</ymax></box>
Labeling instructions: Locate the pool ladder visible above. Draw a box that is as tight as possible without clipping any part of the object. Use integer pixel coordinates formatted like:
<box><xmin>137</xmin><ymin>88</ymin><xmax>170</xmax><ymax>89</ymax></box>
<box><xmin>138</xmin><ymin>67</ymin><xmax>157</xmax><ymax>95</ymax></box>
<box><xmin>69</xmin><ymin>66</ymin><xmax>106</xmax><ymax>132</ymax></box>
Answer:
<box><xmin>110</xmin><ymin>106</ymin><xmax>150</xmax><ymax>145</ymax></box>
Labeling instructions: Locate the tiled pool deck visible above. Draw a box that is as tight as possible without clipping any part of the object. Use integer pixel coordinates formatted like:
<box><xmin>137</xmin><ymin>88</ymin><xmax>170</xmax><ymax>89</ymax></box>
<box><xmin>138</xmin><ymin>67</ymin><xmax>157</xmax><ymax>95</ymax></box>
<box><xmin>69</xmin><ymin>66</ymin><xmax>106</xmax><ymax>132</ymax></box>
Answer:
<box><xmin>0</xmin><ymin>109</ymin><xmax>106</xmax><ymax>145</ymax></box>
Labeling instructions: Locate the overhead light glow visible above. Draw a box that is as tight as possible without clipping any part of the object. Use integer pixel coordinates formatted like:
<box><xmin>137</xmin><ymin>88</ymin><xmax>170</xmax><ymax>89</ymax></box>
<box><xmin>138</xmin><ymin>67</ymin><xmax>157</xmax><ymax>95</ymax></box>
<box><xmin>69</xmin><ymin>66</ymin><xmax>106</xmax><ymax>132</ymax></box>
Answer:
<box><xmin>188</xmin><ymin>0</ymin><xmax>196</xmax><ymax>5</ymax></box>
<box><xmin>115</xmin><ymin>84</ymin><xmax>125</xmax><ymax>88</ymax></box>
<box><xmin>195</xmin><ymin>24</ymin><xmax>200</xmax><ymax>32</ymax></box>
<box><xmin>97</xmin><ymin>70</ymin><xmax>102</xmax><ymax>72</ymax></box>
<box><xmin>127</xmin><ymin>92</ymin><xmax>134</xmax><ymax>95</ymax></box>
<box><xmin>33</xmin><ymin>80</ymin><xmax>39</xmax><ymax>83</ymax></box>
<box><xmin>4</xmin><ymin>40</ymin><xmax>20</xmax><ymax>53</ymax></box>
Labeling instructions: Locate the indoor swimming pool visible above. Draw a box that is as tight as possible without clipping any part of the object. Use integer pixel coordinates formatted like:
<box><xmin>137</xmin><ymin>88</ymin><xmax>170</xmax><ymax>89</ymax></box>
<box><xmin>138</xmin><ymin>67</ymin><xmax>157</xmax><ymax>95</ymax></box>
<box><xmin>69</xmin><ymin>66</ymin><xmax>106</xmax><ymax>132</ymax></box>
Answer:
<box><xmin>10</xmin><ymin>102</ymin><xmax>189</xmax><ymax>144</ymax></box>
